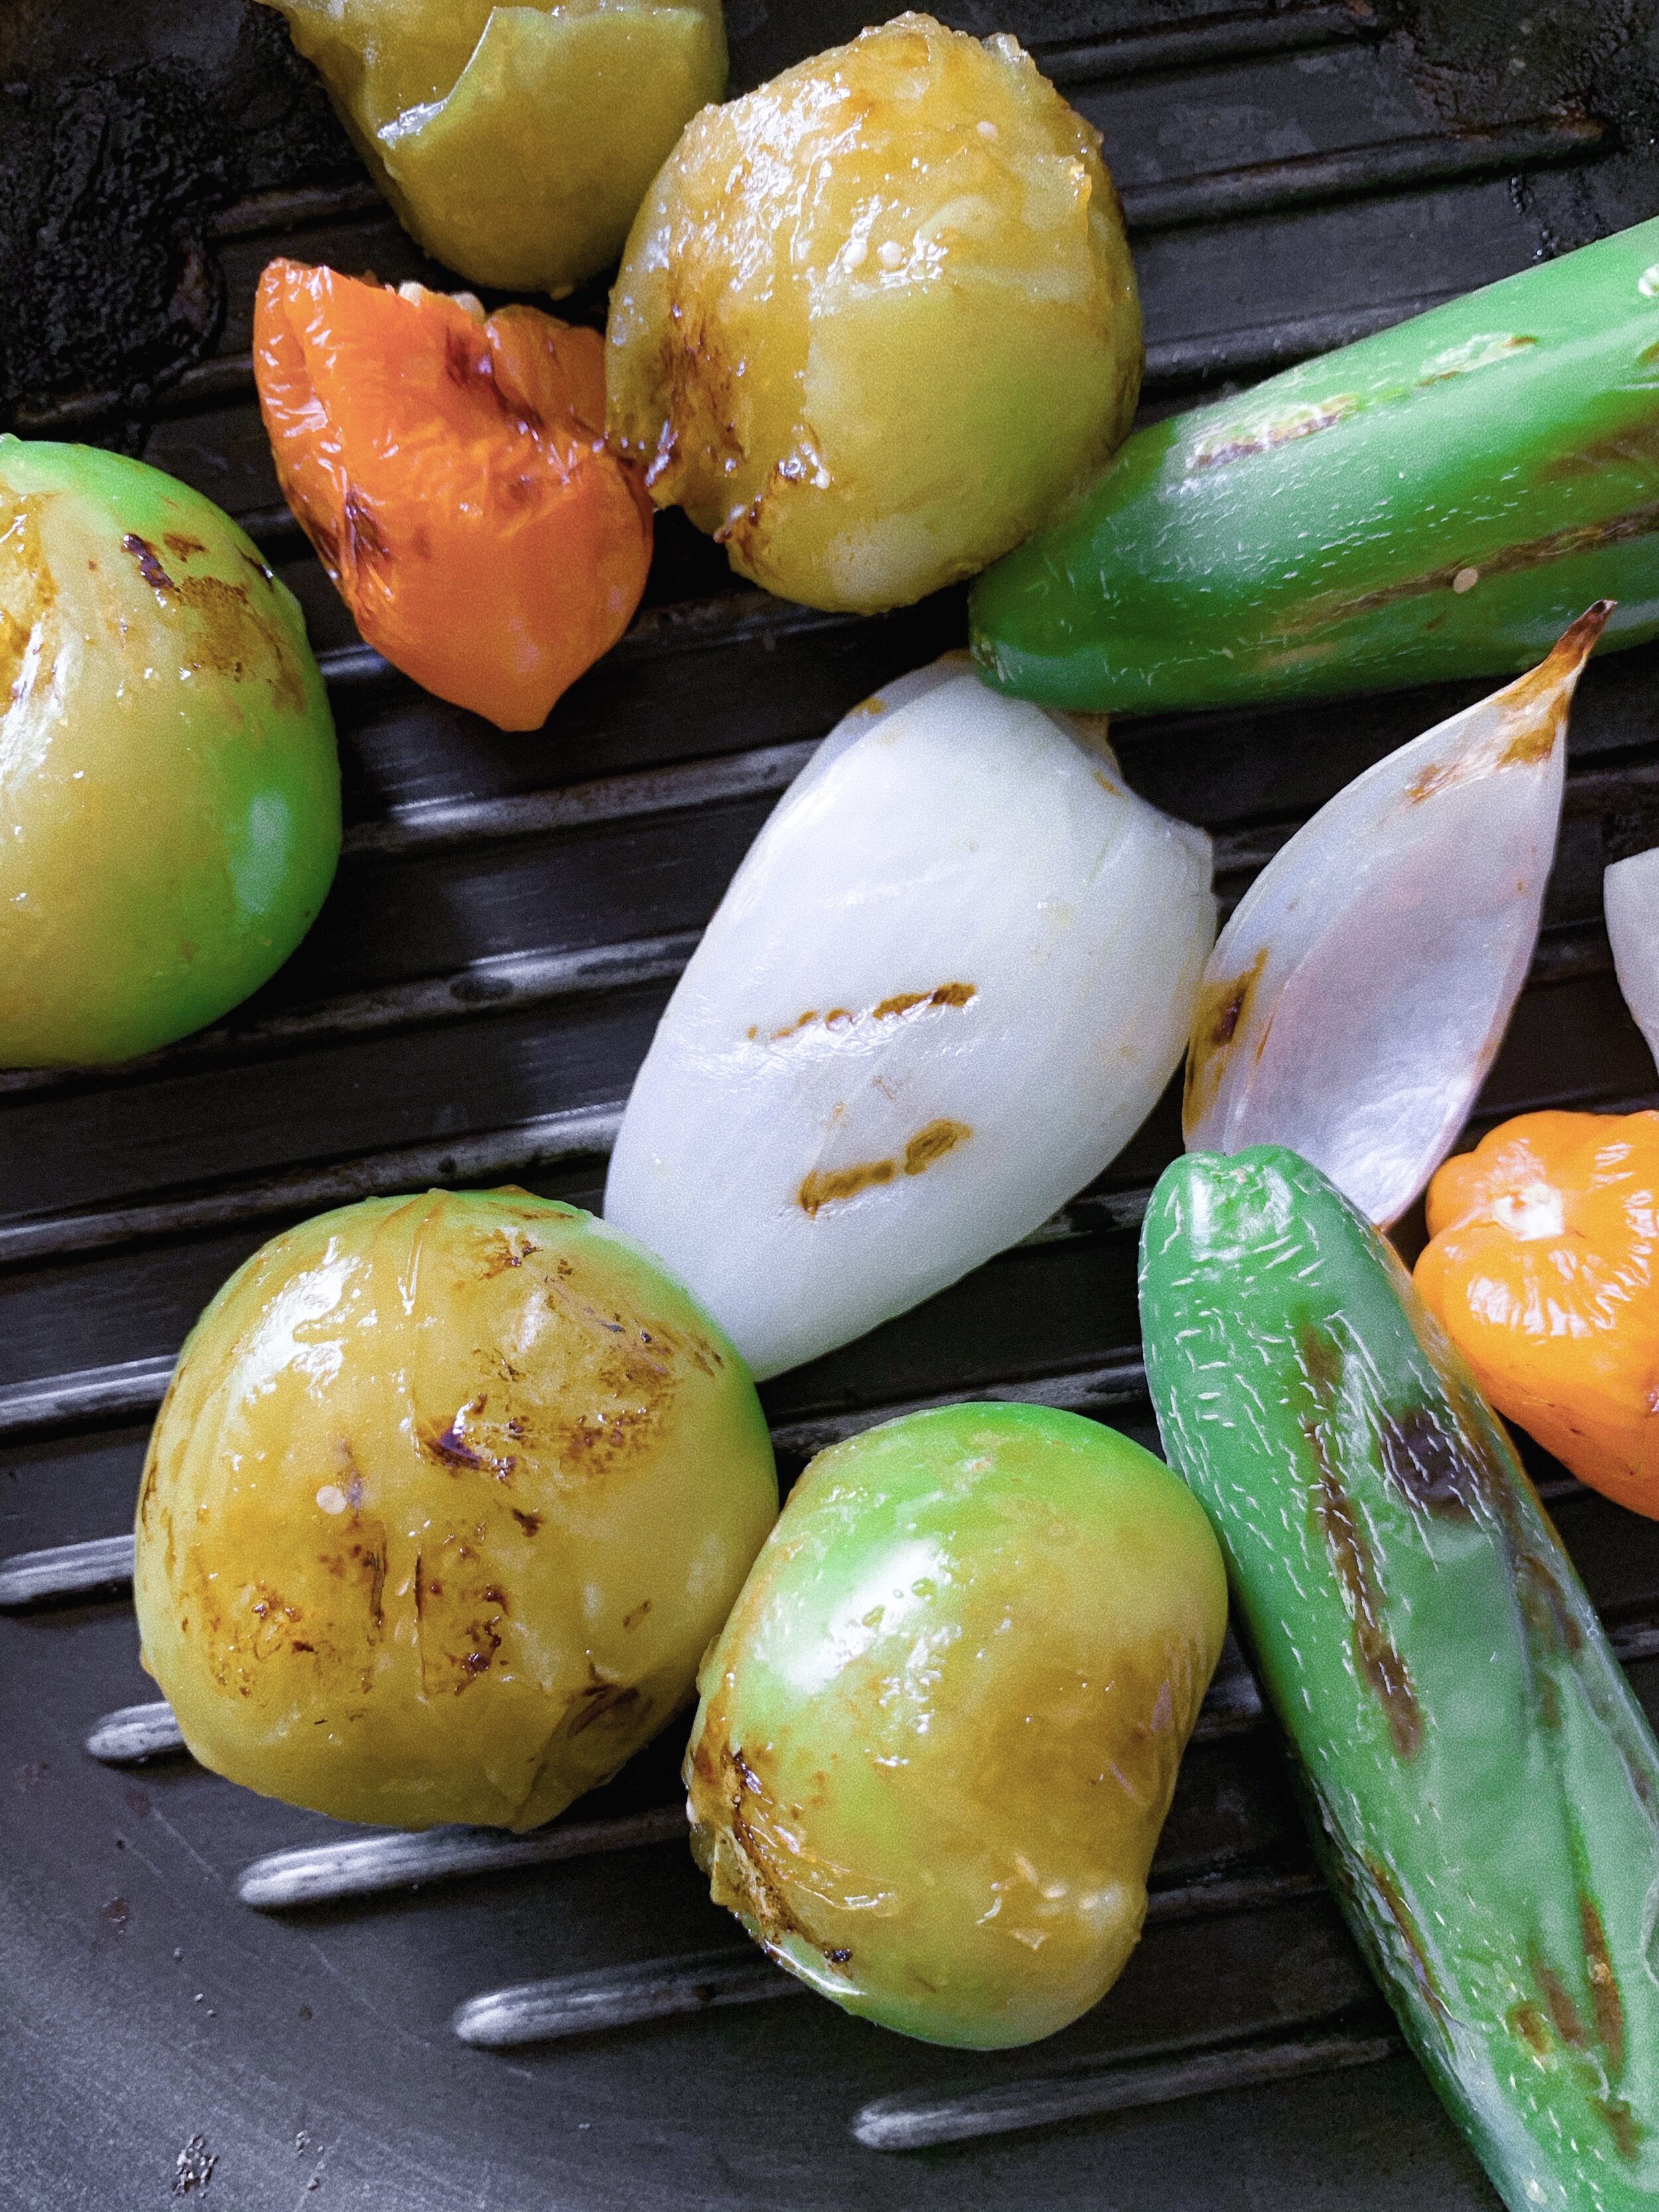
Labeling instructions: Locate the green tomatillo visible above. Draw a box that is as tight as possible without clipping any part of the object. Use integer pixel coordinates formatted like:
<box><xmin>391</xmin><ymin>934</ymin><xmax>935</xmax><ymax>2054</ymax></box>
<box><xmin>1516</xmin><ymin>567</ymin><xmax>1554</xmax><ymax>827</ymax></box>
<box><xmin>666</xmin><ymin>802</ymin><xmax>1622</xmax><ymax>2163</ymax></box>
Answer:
<box><xmin>684</xmin><ymin>1402</ymin><xmax>1227</xmax><ymax>2048</ymax></box>
<box><xmin>607</xmin><ymin>13</ymin><xmax>1141</xmax><ymax>615</ymax></box>
<box><xmin>260</xmin><ymin>0</ymin><xmax>728</xmax><ymax>299</ymax></box>
<box><xmin>0</xmin><ymin>437</ymin><xmax>340</xmax><ymax>1067</ymax></box>
<box><xmin>135</xmin><ymin>1189</ymin><xmax>778</xmax><ymax>1833</ymax></box>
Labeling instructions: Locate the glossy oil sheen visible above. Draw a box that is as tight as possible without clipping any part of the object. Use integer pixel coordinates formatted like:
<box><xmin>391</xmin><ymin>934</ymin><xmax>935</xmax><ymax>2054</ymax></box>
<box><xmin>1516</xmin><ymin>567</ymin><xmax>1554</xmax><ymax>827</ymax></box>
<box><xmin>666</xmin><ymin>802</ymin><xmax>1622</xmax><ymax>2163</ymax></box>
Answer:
<box><xmin>1182</xmin><ymin>611</ymin><xmax>1603</xmax><ymax>1226</ymax></box>
<box><xmin>606</xmin><ymin>11</ymin><xmax>1141</xmax><ymax>614</ymax></box>
<box><xmin>1141</xmin><ymin>1145</ymin><xmax>1659</xmax><ymax>2212</ymax></box>
<box><xmin>262</xmin><ymin>0</ymin><xmax>727</xmax><ymax>295</ymax></box>
<box><xmin>972</xmin><ymin>216</ymin><xmax>1659</xmax><ymax>711</ymax></box>
<box><xmin>684</xmin><ymin>1403</ymin><xmax>1228</xmax><ymax>2049</ymax></box>
<box><xmin>1418</xmin><ymin>1110</ymin><xmax>1659</xmax><ymax>1518</ymax></box>
<box><xmin>0</xmin><ymin>435</ymin><xmax>340</xmax><ymax>1067</ymax></box>
<box><xmin>604</xmin><ymin>654</ymin><xmax>1214</xmax><ymax>1379</ymax></box>
<box><xmin>134</xmin><ymin>1190</ymin><xmax>777</xmax><ymax>1833</ymax></box>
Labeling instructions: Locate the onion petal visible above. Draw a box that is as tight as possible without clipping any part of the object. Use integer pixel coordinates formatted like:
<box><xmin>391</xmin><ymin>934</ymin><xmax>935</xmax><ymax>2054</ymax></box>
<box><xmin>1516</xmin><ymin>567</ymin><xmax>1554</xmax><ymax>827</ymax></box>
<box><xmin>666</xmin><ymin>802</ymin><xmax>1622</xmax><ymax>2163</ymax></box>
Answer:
<box><xmin>605</xmin><ymin>655</ymin><xmax>1215</xmax><ymax>1379</ymax></box>
<box><xmin>1183</xmin><ymin>603</ymin><xmax>1611</xmax><ymax>1224</ymax></box>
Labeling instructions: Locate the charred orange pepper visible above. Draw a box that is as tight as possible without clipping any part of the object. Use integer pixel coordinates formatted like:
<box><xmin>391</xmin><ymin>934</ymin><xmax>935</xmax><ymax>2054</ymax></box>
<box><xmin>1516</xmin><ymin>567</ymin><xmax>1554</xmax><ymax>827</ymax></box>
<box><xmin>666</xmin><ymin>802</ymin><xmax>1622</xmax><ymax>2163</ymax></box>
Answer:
<box><xmin>1415</xmin><ymin>1109</ymin><xmax>1659</xmax><ymax>1516</ymax></box>
<box><xmin>254</xmin><ymin>259</ymin><xmax>652</xmax><ymax>731</ymax></box>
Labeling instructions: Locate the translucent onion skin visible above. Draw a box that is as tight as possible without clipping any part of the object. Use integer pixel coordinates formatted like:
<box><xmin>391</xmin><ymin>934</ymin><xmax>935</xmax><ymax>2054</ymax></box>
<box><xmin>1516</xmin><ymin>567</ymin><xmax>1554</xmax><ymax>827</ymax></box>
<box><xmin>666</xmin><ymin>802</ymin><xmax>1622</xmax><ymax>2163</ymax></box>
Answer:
<box><xmin>260</xmin><ymin>0</ymin><xmax>727</xmax><ymax>296</ymax></box>
<box><xmin>1605</xmin><ymin>846</ymin><xmax>1659</xmax><ymax>1072</ymax></box>
<box><xmin>685</xmin><ymin>1404</ymin><xmax>1228</xmax><ymax>2049</ymax></box>
<box><xmin>1183</xmin><ymin>606</ymin><xmax>1608</xmax><ymax>1226</ymax></box>
<box><xmin>135</xmin><ymin>1191</ymin><xmax>777</xmax><ymax>1834</ymax></box>
<box><xmin>604</xmin><ymin>656</ymin><xmax>1215</xmax><ymax>1380</ymax></box>
<box><xmin>0</xmin><ymin>436</ymin><xmax>339</xmax><ymax>1069</ymax></box>
<box><xmin>605</xmin><ymin>12</ymin><xmax>1141</xmax><ymax>614</ymax></box>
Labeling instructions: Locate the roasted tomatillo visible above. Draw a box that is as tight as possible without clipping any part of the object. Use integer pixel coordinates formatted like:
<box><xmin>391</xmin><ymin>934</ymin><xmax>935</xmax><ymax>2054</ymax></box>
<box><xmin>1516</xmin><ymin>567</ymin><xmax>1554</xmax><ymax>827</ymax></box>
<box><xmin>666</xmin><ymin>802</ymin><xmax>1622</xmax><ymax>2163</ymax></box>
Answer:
<box><xmin>0</xmin><ymin>437</ymin><xmax>338</xmax><ymax>1069</ymax></box>
<box><xmin>607</xmin><ymin>12</ymin><xmax>1141</xmax><ymax>614</ymax></box>
<box><xmin>685</xmin><ymin>1403</ymin><xmax>1226</xmax><ymax>2047</ymax></box>
<box><xmin>135</xmin><ymin>1191</ymin><xmax>777</xmax><ymax>1833</ymax></box>
<box><xmin>260</xmin><ymin>0</ymin><xmax>727</xmax><ymax>296</ymax></box>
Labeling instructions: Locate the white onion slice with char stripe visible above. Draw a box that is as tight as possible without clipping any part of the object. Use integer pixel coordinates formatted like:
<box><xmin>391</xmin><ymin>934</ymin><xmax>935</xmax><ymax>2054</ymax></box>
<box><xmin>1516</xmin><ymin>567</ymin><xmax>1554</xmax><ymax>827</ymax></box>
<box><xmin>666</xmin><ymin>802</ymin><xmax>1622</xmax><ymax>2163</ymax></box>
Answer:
<box><xmin>605</xmin><ymin>654</ymin><xmax>1216</xmax><ymax>1380</ymax></box>
<box><xmin>1184</xmin><ymin>603</ymin><xmax>1611</xmax><ymax>1225</ymax></box>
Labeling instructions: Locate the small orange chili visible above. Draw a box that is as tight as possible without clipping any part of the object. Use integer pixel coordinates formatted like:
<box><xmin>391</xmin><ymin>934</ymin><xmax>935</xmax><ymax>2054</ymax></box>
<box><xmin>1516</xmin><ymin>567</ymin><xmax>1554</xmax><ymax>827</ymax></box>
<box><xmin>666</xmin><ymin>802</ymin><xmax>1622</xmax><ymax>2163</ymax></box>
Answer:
<box><xmin>1415</xmin><ymin>1108</ymin><xmax>1659</xmax><ymax>1517</ymax></box>
<box><xmin>253</xmin><ymin>259</ymin><xmax>652</xmax><ymax>731</ymax></box>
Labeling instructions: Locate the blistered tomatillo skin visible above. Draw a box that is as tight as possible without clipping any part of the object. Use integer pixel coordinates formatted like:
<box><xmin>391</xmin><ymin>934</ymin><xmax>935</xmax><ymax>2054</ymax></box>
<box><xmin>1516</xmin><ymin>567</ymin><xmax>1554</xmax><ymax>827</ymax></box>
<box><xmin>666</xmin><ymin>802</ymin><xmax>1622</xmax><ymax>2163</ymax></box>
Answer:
<box><xmin>685</xmin><ymin>1404</ymin><xmax>1227</xmax><ymax>2047</ymax></box>
<box><xmin>607</xmin><ymin>12</ymin><xmax>1142</xmax><ymax>615</ymax></box>
<box><xmin>262</xmin><ymin>0</ymin><xmax>727</xmax><ymax>297</ymax></box>
<box><xmin>0</xmin><ymin>437</ymin><xmax>339</xmax><ymax>1068</ymax></box>
<box><xmin>135</xmin><ymin>1191</ymin><xmax>777</xmax><ymax>1834</ymax></box>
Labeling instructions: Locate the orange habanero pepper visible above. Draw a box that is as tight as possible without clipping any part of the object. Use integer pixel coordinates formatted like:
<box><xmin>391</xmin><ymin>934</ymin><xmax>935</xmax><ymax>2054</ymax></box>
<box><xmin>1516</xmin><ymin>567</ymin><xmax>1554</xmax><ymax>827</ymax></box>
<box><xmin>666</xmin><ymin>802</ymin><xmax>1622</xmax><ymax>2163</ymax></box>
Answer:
<box><xmin>1415</xmin><ymin>1108</ymin><xmax>1659</xmax><ymax>1517</ymax></box>
<box><xmin>254</xmin><ymin>259</ymin><xmax>652</xmax><ymax>731</ymax></box>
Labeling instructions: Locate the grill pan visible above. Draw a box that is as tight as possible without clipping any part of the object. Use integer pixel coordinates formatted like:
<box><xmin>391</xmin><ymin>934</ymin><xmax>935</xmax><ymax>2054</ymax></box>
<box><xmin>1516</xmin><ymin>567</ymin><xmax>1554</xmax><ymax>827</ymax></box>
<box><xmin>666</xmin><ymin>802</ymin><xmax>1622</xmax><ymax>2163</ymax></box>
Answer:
<box><xmin>7</xmin><ymin>2</ymin><xmax>1659</xmax><ymax>2203</ymax></box>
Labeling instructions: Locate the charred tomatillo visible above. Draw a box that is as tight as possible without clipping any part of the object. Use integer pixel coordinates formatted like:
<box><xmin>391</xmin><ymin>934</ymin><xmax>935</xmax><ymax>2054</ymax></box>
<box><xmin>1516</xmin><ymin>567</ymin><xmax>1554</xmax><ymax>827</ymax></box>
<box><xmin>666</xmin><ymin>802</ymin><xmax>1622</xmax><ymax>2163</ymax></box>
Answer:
<box><xmin>0</xmin><ymin>437</ymin><xmax>339</xmax><ymax>1067</ymax></box>
<box><xmin>607</xmin><ymin>13</ymin><xmax>1141</xmax><ymax>614</ymax></box>
<box><xmin>135</xmin><ymin>1191</ymin><xmax>778</xmax><ymax>1833</ymax></box>
<box><xmin>685</xmin><ymin>1402</ymin><xmax>1226</xmax><ymax>2047</ymax></box>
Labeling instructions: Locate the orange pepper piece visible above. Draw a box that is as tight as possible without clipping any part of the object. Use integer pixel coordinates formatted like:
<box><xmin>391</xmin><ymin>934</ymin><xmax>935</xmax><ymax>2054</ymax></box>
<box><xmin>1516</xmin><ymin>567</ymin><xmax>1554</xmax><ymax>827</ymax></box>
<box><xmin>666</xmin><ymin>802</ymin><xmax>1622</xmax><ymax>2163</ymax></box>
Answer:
<box><xmin>1415</xmin><ymin>1108</ymin><xmax>1659</xmax><ymax>1516</ymax></box>
<box><xmin>254</xmin><ymin>258</ymin><xmax>652</xmax><ymax>731</ymax></box>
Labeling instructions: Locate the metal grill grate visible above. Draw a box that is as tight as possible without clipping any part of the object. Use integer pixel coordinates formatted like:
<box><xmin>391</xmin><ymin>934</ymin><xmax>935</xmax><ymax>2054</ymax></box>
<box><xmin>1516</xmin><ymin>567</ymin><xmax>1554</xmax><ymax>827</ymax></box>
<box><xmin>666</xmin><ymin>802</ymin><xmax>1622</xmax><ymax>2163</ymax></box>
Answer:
<box><xmin>7</xmin><ymin>3</ymin><xmax>1659</xmax><ymax>2205</ymax></box>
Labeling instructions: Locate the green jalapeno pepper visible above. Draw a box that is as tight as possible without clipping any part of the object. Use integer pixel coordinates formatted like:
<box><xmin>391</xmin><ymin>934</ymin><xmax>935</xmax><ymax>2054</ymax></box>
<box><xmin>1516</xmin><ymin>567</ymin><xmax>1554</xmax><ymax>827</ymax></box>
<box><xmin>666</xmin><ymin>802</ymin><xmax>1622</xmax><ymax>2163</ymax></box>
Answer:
<box><xmin>970</xmin><ymin>216</ymin><xmax>1659</xmax><ymax>713</ymax></box>
<box><xmin>1138</xmin><ymin>1143</ymin><xmax>1659</xmax><ymax>2212</ymax></box>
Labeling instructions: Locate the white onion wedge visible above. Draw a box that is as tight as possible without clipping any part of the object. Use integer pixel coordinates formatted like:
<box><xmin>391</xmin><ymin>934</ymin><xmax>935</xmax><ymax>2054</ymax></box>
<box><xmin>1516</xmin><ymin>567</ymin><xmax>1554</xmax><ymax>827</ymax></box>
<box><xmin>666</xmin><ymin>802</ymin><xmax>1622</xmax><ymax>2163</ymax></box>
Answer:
<box><xmin>605</xmin><ymin>654</ymin><xmax>1216</xmax><ymax>1379</ymax></box>
<box><xmin>1184</xmin><ymin>602</ymin><xmax>1611</xmax><ymax>1226</ymax></box>
<box><xmin>1605</xmin><ymin>846</ymin><xmax>1659</xmax><ymax>1074</ymax></box>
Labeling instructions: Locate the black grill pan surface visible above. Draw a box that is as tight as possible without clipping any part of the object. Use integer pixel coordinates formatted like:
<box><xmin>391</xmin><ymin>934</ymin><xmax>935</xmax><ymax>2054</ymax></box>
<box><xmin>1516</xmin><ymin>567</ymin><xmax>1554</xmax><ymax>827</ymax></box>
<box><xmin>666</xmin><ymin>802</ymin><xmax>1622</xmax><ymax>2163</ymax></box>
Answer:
<box><xmin>7</xmin><ymin>3</ymin><xmax>1659</xmax><ymax>2204</ymax></box>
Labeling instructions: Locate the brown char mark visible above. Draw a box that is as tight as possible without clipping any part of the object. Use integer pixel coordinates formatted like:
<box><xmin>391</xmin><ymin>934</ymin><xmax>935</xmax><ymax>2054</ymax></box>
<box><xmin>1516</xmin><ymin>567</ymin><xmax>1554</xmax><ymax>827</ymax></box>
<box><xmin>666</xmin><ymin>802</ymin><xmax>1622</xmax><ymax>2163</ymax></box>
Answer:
<box><xmin>798</xmin><ymin>1157</ymin><xmax>897</xmax><ymax>1217</ymax></box>
<box><xmin>1183</xmin><ymin>950</ymin><xmax>1267</xmax><ymax>1131</ymax></box>
<box><xmin>1299</xmin><ymin>1327</ymin><xmax>1424</xmax><ymax>1761</ymax></box>
<box><xmin>567</xmin><ymin>1676</ymin><xmax>642</xmax><ymax>1736</ymax></box>
<box><xmin>1581</xmin><ymin>1892</ymin><xmax>1627</xmax><ymax>2081</ymax></box>
<box><xmin>342</xmin><ymin>485</ymin><xmax>393</xmax><ymax>577</ymax></box>
<box><xmin>1596</xmin><ymin>2099</ymin><xmax>1643</xmax><ymax>2163</ymax></box>
<box><xmin>121</xmin><ymin>532</ymin><xmax>175</xmax><ymax>593</ymax></box>
<box><xmin>445</xmin><ymin>321</ymin><xmax>545</xmax><ymax>438</ymax></box>
<box><xmin>1536</xmin><ymin>1958</ymin><xmax>1589</xmax><ymax>2049</ymax></box>
<box><xmin>1364</xmin><ymin>1852</ymin><xmax>1447</xmax><ymax>2024</ymax></box>
<box><xmin>1377</xmin><ymin>1405</ymin><xmax>1480</xmax><ymax>1517</ymax></box>
<box><xmin>1297</xmin><ymin>512</ymin><xmax>1648</xmax><ymax>632</ymax></box>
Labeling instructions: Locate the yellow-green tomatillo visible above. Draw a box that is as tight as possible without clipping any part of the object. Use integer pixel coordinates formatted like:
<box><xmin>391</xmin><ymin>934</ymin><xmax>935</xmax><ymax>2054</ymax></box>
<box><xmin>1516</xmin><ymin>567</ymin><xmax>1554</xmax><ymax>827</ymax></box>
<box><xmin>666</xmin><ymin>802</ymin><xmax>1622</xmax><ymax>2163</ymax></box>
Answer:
<box><xmin>607</xmin><ymin>11</ymin><xmax>1141</xmax><ymax>613</ymax></box>
<box><xmin>0</xmin><ymin>437</ymin><xmax>339</xmax><ymax>1068</ymax></box>
<box><xmin>135</xmin><ymin>1190</ymin><xmax>778</xmax><ymax>1833</ymax></box>
<box><xmin>262</xmin><ymin>0</ymin><xmax>728</xmax><ymax>295</ymax></box>
<box><xmin>685</xmin><ymin>1403</ymin><xmax>1226</xmax><ymax>2047</ymax></box>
